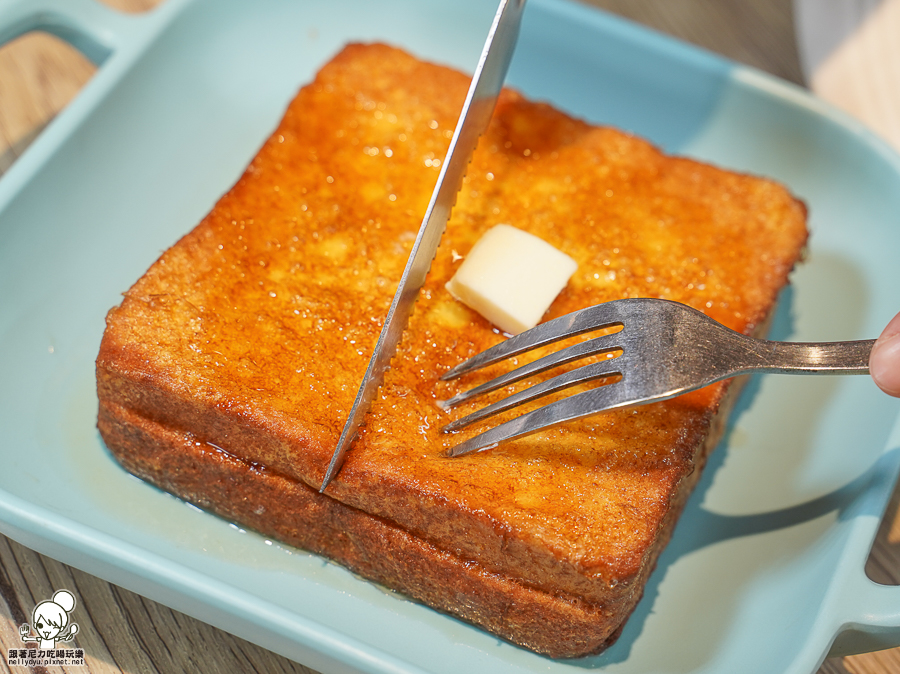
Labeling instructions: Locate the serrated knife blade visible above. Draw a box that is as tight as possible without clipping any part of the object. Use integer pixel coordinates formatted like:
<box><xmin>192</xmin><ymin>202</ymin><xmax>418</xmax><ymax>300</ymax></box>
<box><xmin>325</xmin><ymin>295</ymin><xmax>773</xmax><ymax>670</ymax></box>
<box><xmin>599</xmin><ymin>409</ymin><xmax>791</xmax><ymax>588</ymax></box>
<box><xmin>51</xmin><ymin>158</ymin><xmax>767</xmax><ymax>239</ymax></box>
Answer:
<box><xmin>320</xmin><ymin>0</ymin><xmax>527</xmax><ymax>491</ymax></box>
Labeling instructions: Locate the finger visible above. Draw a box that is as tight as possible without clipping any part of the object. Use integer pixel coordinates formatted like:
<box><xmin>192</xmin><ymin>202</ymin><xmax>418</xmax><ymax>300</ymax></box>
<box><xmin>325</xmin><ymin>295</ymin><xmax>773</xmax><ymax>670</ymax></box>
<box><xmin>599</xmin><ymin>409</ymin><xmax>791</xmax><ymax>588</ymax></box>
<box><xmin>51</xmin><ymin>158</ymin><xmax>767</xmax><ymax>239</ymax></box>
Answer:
<box><xmin>870</xmin><ymin>310</ymin><xmax>900</xmax><ymax>397</ymax></box>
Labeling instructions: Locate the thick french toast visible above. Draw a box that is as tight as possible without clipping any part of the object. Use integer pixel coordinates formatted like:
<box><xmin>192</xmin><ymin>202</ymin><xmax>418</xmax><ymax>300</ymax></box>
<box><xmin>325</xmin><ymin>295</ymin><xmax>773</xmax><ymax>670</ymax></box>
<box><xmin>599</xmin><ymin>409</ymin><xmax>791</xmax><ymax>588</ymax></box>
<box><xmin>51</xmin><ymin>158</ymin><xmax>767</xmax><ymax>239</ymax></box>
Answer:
<box><xmin>96</xmin><ymin>43</ymin><xmax>808</xmax><ymax>657</ymax></box>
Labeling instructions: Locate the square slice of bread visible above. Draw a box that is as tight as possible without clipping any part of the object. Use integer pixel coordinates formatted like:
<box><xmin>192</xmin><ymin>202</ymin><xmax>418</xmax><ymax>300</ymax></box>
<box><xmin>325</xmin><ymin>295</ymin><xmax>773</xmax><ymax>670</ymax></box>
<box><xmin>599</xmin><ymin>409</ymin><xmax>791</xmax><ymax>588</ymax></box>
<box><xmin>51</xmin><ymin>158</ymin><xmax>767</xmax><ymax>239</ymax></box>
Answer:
<box><xmin>96</xmin><ymin>43</ymin><xmax>808</xmax><ymax>657</ymax></box>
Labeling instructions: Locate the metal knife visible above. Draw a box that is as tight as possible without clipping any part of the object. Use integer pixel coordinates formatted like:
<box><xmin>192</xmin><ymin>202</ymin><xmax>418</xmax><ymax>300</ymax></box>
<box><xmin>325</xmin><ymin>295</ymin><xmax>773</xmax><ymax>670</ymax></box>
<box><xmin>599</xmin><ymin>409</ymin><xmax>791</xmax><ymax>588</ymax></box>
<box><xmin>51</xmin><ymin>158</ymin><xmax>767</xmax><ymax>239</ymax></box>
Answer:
<box><xmin>320</xmin><ymin>0</ymin><xmax>527</xmax><ymax>492</ymax></box>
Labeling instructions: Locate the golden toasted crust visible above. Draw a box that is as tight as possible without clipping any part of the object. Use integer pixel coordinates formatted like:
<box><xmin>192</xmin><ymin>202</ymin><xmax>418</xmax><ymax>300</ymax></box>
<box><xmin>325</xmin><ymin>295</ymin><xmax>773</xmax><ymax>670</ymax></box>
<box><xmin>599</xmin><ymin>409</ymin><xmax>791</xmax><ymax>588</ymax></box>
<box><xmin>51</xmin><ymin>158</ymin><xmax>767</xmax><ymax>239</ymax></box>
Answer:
<box><xmin>96</xmin><ymin>43</ymin><xmax>808</xmax><ymax>656</ymax></box>
<box><xmin>96</xmin><ymin>369</ymin><xmax>745</xmax><ymax>657</ymax></box>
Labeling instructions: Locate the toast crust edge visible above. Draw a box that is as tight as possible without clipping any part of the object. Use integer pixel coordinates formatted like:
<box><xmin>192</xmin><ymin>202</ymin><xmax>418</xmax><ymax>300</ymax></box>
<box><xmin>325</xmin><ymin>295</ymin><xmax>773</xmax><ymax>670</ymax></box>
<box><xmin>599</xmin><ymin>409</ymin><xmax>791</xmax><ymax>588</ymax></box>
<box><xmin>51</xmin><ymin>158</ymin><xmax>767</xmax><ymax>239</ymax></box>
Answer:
<box><xmin>96</xmin><ymin>367</ymin><xmax>745</xmax><ymax>658</ymax></box>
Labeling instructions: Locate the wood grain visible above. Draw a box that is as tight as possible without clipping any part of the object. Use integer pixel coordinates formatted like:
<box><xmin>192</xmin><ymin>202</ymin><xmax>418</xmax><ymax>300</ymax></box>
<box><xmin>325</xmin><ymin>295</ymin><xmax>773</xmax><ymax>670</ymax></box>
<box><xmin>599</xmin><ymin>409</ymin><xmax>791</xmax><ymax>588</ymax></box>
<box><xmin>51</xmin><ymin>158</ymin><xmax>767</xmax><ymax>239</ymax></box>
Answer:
<box><xmin>0</xmin><ymin>535</ymin><xmax>317</xmax><ymax>673</ymax></box>
<box><xmin>1</xmin><ymin>1</ymin><xmax>898</xmax><ymax>672</ymax></box>
<box><xmin>798</xmin><ymin>0</ymin><xmax>900</xmax><ymax>151</ymax></box>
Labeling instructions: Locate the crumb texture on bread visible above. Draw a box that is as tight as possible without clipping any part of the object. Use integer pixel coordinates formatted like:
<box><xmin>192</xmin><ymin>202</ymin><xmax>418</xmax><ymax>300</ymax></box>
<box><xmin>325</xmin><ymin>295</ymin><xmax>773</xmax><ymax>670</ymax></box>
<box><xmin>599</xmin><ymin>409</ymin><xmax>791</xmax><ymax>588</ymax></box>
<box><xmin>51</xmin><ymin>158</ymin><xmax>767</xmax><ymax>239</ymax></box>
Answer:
<box><xmin>97</xmin><ymin>43</ymin><xmax>808</xmax><ymax>656</ymax></box>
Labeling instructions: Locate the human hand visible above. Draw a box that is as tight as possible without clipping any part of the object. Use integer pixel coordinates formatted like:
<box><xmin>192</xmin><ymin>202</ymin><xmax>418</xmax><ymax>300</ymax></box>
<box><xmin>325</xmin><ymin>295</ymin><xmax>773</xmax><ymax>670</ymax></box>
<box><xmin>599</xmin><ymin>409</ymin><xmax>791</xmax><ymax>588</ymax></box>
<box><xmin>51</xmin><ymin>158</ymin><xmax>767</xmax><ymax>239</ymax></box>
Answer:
<box><xmin>870</xmin><ymin>310</ymin><xmax>900</xmax><ymax>397</ymax></box>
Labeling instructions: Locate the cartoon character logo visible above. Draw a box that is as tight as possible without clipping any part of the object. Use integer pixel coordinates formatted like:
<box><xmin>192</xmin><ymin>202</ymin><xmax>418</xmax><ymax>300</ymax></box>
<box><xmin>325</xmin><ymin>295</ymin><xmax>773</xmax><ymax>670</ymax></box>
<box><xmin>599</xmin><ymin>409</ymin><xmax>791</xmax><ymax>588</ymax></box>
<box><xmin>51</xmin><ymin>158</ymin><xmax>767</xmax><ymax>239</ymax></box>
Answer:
<box><xmin>18</xmin><ymin>590</ymin><xmax>80</xmax><ymax>650</ymax></box>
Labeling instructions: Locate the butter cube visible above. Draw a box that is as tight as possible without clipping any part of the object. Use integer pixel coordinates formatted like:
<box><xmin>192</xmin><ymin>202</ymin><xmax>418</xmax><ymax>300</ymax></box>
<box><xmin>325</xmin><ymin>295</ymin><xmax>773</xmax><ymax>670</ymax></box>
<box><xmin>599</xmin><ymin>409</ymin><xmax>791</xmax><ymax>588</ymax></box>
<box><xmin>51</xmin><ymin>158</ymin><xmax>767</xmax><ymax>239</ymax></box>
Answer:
<box><xmin>445</xmin><ymin>224</ymin><xmax>578</xmax><ymax>335</ymax></box>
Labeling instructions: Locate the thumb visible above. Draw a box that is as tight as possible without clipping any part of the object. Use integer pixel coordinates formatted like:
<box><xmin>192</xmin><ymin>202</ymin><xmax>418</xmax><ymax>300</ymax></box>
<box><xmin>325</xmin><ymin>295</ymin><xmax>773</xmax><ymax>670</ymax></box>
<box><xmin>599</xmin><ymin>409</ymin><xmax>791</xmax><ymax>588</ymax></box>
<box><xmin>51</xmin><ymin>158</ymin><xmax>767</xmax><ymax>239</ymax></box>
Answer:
<box><xmin>870</xmin><ymin>310</ymin><xmax>900</xmax><ymax>397</ymax></box>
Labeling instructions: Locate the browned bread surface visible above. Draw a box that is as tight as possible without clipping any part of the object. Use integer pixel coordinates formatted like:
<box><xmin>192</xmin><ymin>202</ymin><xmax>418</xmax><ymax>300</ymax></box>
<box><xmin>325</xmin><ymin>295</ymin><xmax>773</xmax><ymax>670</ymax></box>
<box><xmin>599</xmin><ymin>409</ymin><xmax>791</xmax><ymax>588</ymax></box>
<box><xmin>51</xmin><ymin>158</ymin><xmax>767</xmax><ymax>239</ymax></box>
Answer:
<box><xmin>97</xmin><ymin>367</ymin><xmax>743</xmax><ymax>657</ymax></box>
<box><xmin>96</xmin><ymin>43</ymin><xmax>808</xmax><ymax>656</ymax></box>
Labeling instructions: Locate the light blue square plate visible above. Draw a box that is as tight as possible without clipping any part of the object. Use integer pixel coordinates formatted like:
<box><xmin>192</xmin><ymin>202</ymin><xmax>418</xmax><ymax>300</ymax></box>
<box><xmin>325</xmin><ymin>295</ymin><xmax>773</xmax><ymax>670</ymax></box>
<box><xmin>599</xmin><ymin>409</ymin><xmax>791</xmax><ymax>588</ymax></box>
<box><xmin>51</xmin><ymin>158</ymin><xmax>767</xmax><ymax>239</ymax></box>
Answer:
<box><xmin>1</xmin><ymin>0</ymin><xmax>899</xmax><ymax>672</ymax></box>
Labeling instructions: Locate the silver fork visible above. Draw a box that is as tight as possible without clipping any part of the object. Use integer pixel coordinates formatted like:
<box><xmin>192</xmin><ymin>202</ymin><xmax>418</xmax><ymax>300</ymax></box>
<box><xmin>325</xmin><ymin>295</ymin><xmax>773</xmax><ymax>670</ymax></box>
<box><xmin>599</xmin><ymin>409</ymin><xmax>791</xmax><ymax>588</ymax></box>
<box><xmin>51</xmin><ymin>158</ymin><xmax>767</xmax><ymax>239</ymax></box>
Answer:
<box><xmin>439</xmin><ymin>298</ymin><xmax>874</xmax><ymax>457</ymax></box>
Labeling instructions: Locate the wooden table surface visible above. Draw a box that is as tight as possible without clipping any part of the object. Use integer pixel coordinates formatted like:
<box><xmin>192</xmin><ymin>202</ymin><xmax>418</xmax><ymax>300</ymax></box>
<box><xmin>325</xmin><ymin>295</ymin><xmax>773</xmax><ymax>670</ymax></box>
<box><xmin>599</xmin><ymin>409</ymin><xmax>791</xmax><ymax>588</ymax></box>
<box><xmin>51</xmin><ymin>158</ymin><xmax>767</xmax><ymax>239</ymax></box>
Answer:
<box><xmin>1</xmin><ymin>1</ymin><xmax>898</xmax><ymax>673</ymax></box>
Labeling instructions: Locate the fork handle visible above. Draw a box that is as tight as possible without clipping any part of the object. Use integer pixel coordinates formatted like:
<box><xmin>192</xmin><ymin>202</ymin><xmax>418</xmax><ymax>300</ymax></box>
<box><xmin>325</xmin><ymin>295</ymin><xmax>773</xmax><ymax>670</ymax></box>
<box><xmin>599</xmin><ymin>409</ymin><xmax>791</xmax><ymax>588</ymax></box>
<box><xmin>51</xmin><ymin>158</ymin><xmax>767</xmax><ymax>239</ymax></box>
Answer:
<box><xmin>740</xmin><ymin>338</ymin><xmax>875</xmax><ymax>374</ymax></box>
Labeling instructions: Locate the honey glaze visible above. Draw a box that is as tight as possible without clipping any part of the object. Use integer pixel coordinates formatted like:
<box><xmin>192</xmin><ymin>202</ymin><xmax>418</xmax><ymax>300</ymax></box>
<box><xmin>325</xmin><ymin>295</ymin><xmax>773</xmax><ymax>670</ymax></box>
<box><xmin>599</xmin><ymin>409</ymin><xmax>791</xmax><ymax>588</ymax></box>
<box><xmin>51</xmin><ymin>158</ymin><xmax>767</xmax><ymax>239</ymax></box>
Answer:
<box><xmin>105</xmin><ymin>44</ymin><xmax>807</xmax><ymax>582</ymax></box>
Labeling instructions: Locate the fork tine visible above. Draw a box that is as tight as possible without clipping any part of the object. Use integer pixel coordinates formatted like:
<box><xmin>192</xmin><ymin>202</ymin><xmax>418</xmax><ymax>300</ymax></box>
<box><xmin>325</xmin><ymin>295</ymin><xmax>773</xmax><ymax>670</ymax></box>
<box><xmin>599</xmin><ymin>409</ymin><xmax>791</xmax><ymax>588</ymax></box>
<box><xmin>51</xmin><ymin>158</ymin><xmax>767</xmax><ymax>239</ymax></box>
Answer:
<box><xmin>441</xmin><ymin>299</ymin><xmax>634</xmax><ymax>381</ymax></box>
<box><xmin>444</xmin><ymin>380</ymin><xmax>635</xmax><ymax>457</ymax></box>
<box><xmin>442</xmin><ymin>359</ymin><xmax>623</xmax><ymax>433</ymax></box>
<box><xmin>440</xmin><ymin>332</ymin><xmax>624</xmax><ymax>410</ymax></box>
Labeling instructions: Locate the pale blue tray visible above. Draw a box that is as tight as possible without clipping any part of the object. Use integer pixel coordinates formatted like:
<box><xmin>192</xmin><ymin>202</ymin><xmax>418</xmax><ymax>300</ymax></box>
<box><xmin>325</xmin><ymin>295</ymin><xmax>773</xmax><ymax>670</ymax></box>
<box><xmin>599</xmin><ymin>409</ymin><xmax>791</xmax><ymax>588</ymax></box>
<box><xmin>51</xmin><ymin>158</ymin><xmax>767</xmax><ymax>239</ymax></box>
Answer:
<box><xmin>1</xmin><ymin>1</ymin><xmax>899</xmax><ymax>672</ymax></box>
